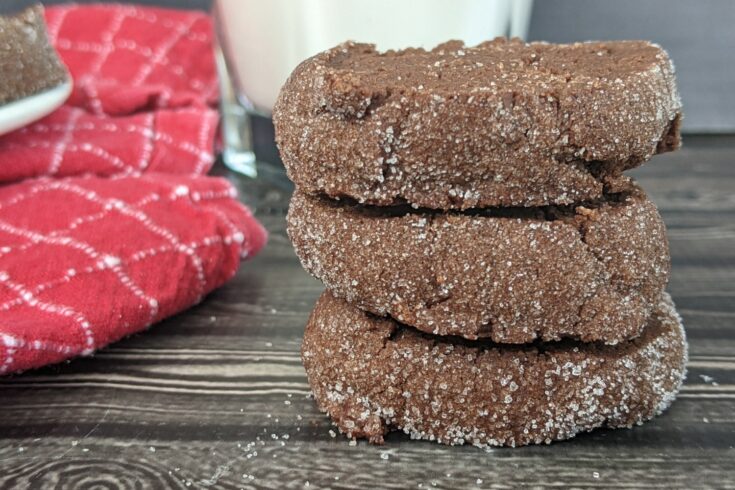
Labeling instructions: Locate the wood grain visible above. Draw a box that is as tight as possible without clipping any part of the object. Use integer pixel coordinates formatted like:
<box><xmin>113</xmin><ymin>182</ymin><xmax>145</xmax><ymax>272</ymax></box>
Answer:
<box><xmin>0</xmin><ymin>136</ymin><xmax>734</xmax><ymax>489</ymax></box>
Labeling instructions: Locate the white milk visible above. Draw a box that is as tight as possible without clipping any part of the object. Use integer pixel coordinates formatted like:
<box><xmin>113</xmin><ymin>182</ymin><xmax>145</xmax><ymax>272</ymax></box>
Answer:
<box><xmin>215</xmin><ymin>0</ymin><xmax>532</xmax><ymax>113</ymax></box>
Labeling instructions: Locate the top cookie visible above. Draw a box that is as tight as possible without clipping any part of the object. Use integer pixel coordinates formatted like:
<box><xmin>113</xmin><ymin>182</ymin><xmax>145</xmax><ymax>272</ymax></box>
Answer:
<box><xmin>274</xmin><ymin>38</ymin><xmax>682</xmax><ymax>210</ymax></box>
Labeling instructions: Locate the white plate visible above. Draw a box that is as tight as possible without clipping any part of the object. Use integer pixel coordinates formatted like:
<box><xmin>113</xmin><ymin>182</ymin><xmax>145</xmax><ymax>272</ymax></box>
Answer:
<box><xmin>0</xmin><ymin>80</ymin><xmax>73</xmax><ymax>137</ymax></box>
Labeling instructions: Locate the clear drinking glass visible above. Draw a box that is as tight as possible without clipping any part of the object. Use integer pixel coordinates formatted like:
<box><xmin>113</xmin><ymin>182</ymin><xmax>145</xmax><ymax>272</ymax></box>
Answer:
<box><xmin>212</xmin><ymin>0</ymin><xmax>534</xmax><ymax>177</ymax></box>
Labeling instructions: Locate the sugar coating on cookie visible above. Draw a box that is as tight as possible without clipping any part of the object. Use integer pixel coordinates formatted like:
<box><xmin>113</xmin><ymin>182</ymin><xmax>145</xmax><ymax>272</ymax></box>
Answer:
<box><xmin>274</xmin><ymin>38</ymin><xmax>682</xmax><ymax>210</ymax></box>
<box><xmin>288</xmin><ymin>181</ymin><xmax>670</xmax><ymax>344</ymax></box>
<box><xmin>302</xmin><ymin>292</ymin><xmax>687</xmax><ymax>447</ymax></box>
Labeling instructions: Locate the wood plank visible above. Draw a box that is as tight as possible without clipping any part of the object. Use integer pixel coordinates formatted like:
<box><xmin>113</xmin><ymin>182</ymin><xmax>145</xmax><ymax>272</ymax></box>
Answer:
<box><xmin>1</xmin><ymin>136</ymin><xmax>734</xmax><ymax>488</ymax></box>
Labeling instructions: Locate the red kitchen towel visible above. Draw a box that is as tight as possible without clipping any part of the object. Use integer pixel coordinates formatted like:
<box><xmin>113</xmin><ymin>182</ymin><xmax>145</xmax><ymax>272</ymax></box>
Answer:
<box><xmin>1</xmin><ymin>105</ymin><xmax>218</xmax><ymax>183</ymax></box>
<box><xmin>0</xmin><ymin>174</ymin><xmax>266</xmax><ymax>374</ymax></box>
<box><xmin>0</xmin><ymin>4</ymin><xmax>219</xmax><ymax>184</ymax></box>
<box><xmin>0</xmin><ymin>5</ymin><xmax>268</xmax><ymax>375</ymax></box>
<box><xmin>48</xmin><ymin>4</ymin><xmax>218</xmax><ymax>115</ymax></box>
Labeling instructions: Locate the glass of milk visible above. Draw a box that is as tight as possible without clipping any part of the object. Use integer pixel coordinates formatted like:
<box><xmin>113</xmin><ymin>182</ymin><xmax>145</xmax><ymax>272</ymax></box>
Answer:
<box><xmin>213</xmin><ymin>0</ymin><xmax>534</xmax><ymax>176</ymax></box>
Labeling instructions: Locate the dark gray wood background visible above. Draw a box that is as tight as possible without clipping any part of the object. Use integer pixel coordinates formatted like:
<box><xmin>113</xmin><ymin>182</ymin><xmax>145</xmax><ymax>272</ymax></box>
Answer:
<box><xmin>1</xmin><ymin>138</ymin><xmax>733</xmax><ymax>489</ymax></box>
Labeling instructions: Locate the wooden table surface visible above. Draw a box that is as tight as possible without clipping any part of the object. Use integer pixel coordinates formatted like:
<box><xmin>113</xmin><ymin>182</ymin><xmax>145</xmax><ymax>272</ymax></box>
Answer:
<box><xmin>0</xmin><ymin>135</ymin><xmax>733</xmax><ymax>488</ymax></box>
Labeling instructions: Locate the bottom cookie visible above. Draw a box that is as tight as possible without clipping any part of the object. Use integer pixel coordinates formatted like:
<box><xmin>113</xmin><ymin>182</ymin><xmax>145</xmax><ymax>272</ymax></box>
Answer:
<box><xmin>302</xmin><ymin>292</ymin><xmax>687</xmax><ymax>447</ymax></box>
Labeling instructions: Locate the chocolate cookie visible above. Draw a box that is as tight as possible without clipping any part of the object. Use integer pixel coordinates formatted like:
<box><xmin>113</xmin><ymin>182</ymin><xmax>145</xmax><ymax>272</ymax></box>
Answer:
<box><xmin>0</xmin><ymin>6</ymin><xmax>68</xmax><ymax>105</ymax></box>
<box><xmin>302</xmin><ymin>291</ymin><xmax>687</xmax><ymax>447</ymax></box>
<box><xmin>287</xmin><ymin>181</ymin><xmax>670</xmax><ymax>344</ymax></box>
<box><xmin>274</xmin><ymin>39</ymin><xmax>682</xmax><ymax>210</ymax></box>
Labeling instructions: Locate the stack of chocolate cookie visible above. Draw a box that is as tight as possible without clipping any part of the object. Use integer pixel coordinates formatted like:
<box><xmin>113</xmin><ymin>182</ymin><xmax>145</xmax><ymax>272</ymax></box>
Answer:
<box><xmin>274</xmin><ymin>39</ymin><xmax>687</xmax><ymax>447</ymax></box>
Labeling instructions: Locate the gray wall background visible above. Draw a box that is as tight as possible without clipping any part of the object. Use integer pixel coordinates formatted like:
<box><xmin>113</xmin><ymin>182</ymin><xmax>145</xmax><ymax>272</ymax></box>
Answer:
<box><xmin>5</xmin><ymin>0</ymin><xmax>733</xmax><ymax>132</ymax></box>
<box><xmin>528</xmin><ymin>0</ymin><xmax>735</xmax><ymax>133</ymax></box>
